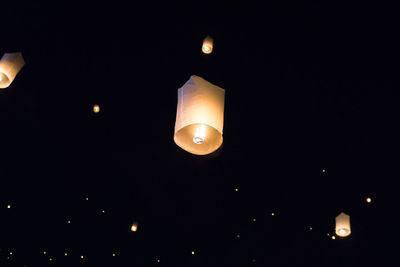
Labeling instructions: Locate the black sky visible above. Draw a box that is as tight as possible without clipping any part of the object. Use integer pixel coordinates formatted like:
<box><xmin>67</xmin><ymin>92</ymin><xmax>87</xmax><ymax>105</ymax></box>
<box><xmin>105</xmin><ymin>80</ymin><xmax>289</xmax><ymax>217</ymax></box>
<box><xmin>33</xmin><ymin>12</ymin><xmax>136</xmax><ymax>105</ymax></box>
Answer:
<box><xmin>0</xmin><ymin>1</ymin><xmax>398</xmax><ymax>266</ymax></box>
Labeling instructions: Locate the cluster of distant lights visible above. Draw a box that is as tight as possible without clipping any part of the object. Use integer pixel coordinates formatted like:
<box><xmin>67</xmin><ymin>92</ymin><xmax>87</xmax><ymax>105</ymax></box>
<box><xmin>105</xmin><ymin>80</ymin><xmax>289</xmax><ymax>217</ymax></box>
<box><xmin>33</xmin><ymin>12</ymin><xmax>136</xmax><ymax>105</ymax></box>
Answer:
<box><xmin>3</xmin><ymin>118</ymin><xmax>373</xmax><ymax>264</ymax></box>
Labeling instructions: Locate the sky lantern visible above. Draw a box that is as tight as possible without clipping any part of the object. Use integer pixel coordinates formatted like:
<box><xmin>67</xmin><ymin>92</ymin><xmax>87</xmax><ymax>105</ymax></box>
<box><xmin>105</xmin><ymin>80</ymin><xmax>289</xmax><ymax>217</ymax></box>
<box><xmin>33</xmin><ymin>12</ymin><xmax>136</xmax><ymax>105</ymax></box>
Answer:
<box><xmin>0</xmin><ymin>52</ymin><xmax>25</xmax><ymax>89</ymax></box>
<box><xmin>202</xmin><ymin>36</ymin><xmax>214</xmax><ymax>54</ymax></box>
<box><xmin>131</xmin><ymin>222</ymin><xmax>138</xmax><ymax>232</ymax></box>
<box><xmin>174</xmin><ymin>75</ymin><xmax>225</xmax><ymax>155</ymax></box>
<box><xmin>335</xmin><ymin>212</ymin><xmax>351</xmax><ymax>237</ymax></box>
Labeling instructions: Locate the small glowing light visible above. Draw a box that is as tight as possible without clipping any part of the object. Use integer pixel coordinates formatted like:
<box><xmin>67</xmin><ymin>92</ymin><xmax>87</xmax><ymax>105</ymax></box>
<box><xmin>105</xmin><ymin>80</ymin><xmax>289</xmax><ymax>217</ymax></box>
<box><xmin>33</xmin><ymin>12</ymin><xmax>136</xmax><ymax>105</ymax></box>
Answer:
<box><xmin>191</xmin><ymin>251</ymin><xmax>195</xmax><ymax>255</ymax></box>
<box><xmin>101</xmin><ymin>210</ymin><xmax>105</xmax><ymax>214</ymax></box>
<box><xmin>235</xmin><ymin>188</ymin><xmax>239</xmax><ymax>192</ymax></box>
<box><xmin>81</xmin><ymin>255</ymin><xmax>84</xmax><ymax>259</ymax></box>
<box><xmin>339</xmin><ymin>229</ymin><xmax>347</xmax><ymax>236</ymax></box>
<box><xmin>9</xmin><ymin>252</ymin><xmax>13</xmax><ymax>255</ymax></box>
<box><xmin>131</xmin><ymin>223</ymin><xmax>138</xmax><ymax>232</ymax></box>
<box><xmin>271</xmin><ymin>212</ymin><xmax>275</xmax><ymax>216</ymax></box>
<box><xmin>156</xmin><ymin>259</ymin><xmax>160</xmax><ymax>263</ymax></box>
<box><xmin>322</xmin><ymin>169</ymin><xmax>326</xmax><ymax>173</ymax></box>
<box><xmin>43</xmin><ymin>251</ymin><xmax>47</xmax><ymax>255</ymax></box>
<box><xmin>64</xmin><ymin>253</ymin><xmax>68</xmax><ymax>256</ymax></box>
<box><xmin>112</xmin><ymin>253</ymin><xmax>116</xmax><ymax>257</ymax></box>
<box><xmin>67</xmin><ymin>220</ymin><xmax>71</xmax><ymax>224</ymax></box>
<box><xmin>193</xmin><ymin>124</ymin><xmax>206</xmax><ymax>144</ymax></box>
<box><xmin>331</xmin><ymin>235</ymin><xmax>336</xmax><ymax>240</ymax></box>
<box><xmin>93</xmin><ymin>105</ymin><xmax>100</xmax><ymax>113</ymax></box>
<box><xmin>85</xmin><ymin>197</ymin><xmax>89</xmax><ymax>201</ymax></box>
<box><xmin>49</xmin><ymin>258</ymin><xmax>53</xmax><ymax>262</ymax></box>
<box><xmin>7</xmin><ymin>204</ymin><xmax>11</xmax><ymax>209</ymax></box>
<box><xmin>327</xmin><ymin>233</ymin><xmax>330</xmax><ymax>236</ymax></box>
<box><xmin>309</xmin><ymin>227</ymin><xmax>313</xmax><ymax>230</ymax></box>
<box><xmin>252</xmin><ymin>218</ymin><xmax>256</xmax><ymax>222</ymax></box>
<box><xmin>366</xmin><ymin>197</ymin><xmax>372</xmax><ymax>203</ymax></box>
<box><xmin>236</xmin><ymin>234</ymin><xmax>240</xmax><ymax>238</ymax></box>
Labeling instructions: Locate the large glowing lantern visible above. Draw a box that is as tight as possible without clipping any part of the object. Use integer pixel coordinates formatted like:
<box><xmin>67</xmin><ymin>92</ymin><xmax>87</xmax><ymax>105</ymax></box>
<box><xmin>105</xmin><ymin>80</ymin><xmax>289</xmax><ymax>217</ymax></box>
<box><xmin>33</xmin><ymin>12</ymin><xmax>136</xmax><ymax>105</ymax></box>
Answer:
<box><xmin>174</xmin><ymin>75</ymin><xmax>225</xmax><ymax>155</ymax></box>
<box><xmin>0</xmin><ymin>52</ymin><xmax>25</xmax><ymax>89</ymax></box>
<box><xmin>335</xmin><ymin>212</ymin><xmax>351</xmax><ymax>237</ymax></box>
<box><xmin>202</xmin><ymin>36</ymin><xmax>214</xmax><ymax>54</ymax></box>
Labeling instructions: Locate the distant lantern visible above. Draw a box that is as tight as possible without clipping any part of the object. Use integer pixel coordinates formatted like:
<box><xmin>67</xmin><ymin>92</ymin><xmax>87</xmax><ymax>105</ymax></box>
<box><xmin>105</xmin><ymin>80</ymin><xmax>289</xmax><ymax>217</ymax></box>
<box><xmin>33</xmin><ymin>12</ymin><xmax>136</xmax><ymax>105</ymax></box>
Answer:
<box><xmin>202</xmin><ymin>36</ymin><xmax>214</xmax><ymax>54</ymax></box>
<box><xmin>0</xmin><ymin>52</ymin><xmax>25</xmax><ymax>89</ymax></box>
<box><xmin>174</xmin><ymin>75</ymin><xmax>225</xmax><ymax>155</ymax></box>
<box><xmin>131</xmin><ymin>222</ymin><xmax>138</xmax><ymax>232</ymax></box>
<box><xmin>93</xmin><ymin>104</ymin><xmax>100</xmax><ymax>113</ymax></box>
<box><xmin>335</xmin><ymin>212</ymin><xmax>351</xmax><ymax>237</ymax></box>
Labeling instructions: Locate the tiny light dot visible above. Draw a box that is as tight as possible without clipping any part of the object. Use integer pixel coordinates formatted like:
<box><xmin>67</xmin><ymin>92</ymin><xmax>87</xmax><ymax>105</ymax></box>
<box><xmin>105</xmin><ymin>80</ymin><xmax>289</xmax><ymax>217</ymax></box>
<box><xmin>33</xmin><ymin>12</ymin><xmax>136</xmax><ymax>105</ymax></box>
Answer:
<box><xmin>322</xmin><ymin>169</ymin><xmax>326</xmax><ymax>173</ymax></box>
<box><xmin>332</xmin><ymin>235</ymin><xmax>336</xmax><ymax>240</ymax></box>
<box><xmin>271</xmin><ymin>212</ymin><xmax>275</xmax><ymax>216</ymax></box>
<box><xmin>85</xmin><ymin>197</ymin><xmax>89</xmax><ymax>201</ymax></box>
<box><xmin>366</xmin><ymin>197</ymin><xmax>372</xmax><ymax>203</ymax></box>
<box><xmin>7</xmin><ymin>256</ymin><xmax>10</xmax><ymax>260</ymax></box>
<box><xmin>191</xmin><ymin>251</ymin><xmax>195</xmax><ymax>255</ymax></box>
<box><xmin>131</xmin><ymin>223</ymin><xmax>138</xmax><ymax>232</ymax></box>
<box><xmin>10</xmin><ymin>252</ymin><xmax>13</xmax><ymax>255</ymax></box>
<box><xmin>252</xmin><ymin>218</ymin><xmax>256</xmax><ymax>222</ymax></box>
<box><xmin>67</xmin><ymin>220</ymin><xmax>71</xmax><ymax>224</ymax></box>
<box><xmin>81</xmin><ymin>255</ymin><xmax>84</xmax><ymax>259</ymax></box>
<box><xmin>65</xmin><ymin>253</ymin><xmax>68</xmax><ymax>256</ymax></box>
<box><xmin>102</xmin><ymin>210</ymin><xmax>105</xmax><ymax>214</ymax></box>
<box><xmin>327</xmin><ymin>233</ymin><xmax>330</xmax><ymax>236</ymax></box>
<box><xmin>7</xmin><ymin>204</ymin><xmax>11</xmax><ymax>209</ymax></box>
<box><xmin>309</xmin><ymin>227</ymin><xmax>313</xmax><ymax>230</ymax></box>
<box><xmin>112</xmin><ymin>253</ymin><xmax>116</xmax><ymax>257</ymax></box>
<box><xmin>157</xmin><ymin>259</ymin><xmax>160</xmax><ymax>263</ymax></box>
<box><xmin>234</xmin><ymin>188</ymin><xmax>239</xmax><ymax>192</ymax></box>
<box><xmin>49</xmin><ymin>258</ymin><xmax>53</xmax><ymax>262</ymax></box>
<box><xmin>93</xmin><ymin>104</ymin><xmax>100</xmax><ymax>113</ymax></box>
<box><xmin>236</xmin><ymin>234</ymin><xmax>240</xmax><ymax>238</ymax></box>
<box><xmin>43</xmin><ymin>251</ymin><xmax>47</xmax><ymax>255</ymax></box>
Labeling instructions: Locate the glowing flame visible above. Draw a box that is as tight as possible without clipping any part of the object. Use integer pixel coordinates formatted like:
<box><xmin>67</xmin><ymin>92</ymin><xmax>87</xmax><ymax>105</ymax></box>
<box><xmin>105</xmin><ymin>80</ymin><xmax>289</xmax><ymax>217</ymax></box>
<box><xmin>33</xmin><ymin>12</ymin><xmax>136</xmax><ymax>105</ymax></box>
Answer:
<box><xmin>193</xmin><ymin>125</ymin><xmax>206</xmax><ymax>144</ymax></box>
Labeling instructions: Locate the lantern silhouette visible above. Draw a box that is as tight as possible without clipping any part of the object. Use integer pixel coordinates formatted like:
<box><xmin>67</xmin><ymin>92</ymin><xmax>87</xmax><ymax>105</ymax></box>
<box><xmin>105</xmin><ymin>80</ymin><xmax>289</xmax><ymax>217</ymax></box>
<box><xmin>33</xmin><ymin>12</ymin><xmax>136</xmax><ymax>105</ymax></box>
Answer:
<box><xmin>174</xmin><ymin>75</ymin><xmax>225</xmax><ymax>155</ymax></box>
<box><xmin>202</xmin><ymin>36</ymin><xmax>214</xmax><ymax>54</ymax></box>
<box><xmin>335</xmin><ymin>212</ymin><xmax>351</xmax><ymax>237</ymax></box>
<box><xmin>0</xmin><ymin>52</ymin><xmax>25</xmax><ymax>89</ymax></box>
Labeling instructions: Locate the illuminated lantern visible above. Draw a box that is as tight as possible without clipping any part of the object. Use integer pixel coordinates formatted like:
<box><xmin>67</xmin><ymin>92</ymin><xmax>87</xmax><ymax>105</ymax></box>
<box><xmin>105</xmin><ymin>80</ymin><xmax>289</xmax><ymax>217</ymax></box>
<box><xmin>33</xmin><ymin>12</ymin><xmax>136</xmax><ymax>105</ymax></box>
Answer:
<box><xmin>93</xmin><ymin>104</ymin><xmax>100</xmax><ymax>113</ymax></box>
<box><xmin>202</xmin><ymin>36</ymin><xmax>214</xmax><ymax>54</ymax></box>
<box><xmin>0</xmin><ymin>52</ymin><xmax>25</xmax><ymax>89</ymax></box>
<box><xmin>335</xmin><ymin>212</ymin><xmax>351</xmax><ymax>237</ymax></box>
<box><xmin>174</xmin><ymin>75</ymin><xmax>225</xmax><ymax>155</ymax></box>
<box><xmin>131</xmin><ymin>222</ymin><xmax>138</xmax><ymax>232</ymax></box>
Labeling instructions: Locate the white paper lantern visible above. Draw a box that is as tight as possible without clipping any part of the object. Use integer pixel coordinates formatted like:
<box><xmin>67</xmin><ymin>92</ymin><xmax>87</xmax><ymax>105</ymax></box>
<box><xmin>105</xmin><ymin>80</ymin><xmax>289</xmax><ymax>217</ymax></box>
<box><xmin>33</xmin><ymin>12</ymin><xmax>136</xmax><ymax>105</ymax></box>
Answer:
<box><xmin>0</xmin><ymin>52</ymin><xmax>25</xmax><ymax>89</ymax></box>
<box><xmin>335</xmin><ymin>212</ymin><xmax>351</xmax><ymax>237</ymax></box>
<box><xmin>174</xmin><ymin>75</ymin><xmax>225</xmax><ymax>155</ymax></box>
<box><xmin>202</xmin><ymin>36</ymin><xmax>214</xmax><ymax>54</ymax></box>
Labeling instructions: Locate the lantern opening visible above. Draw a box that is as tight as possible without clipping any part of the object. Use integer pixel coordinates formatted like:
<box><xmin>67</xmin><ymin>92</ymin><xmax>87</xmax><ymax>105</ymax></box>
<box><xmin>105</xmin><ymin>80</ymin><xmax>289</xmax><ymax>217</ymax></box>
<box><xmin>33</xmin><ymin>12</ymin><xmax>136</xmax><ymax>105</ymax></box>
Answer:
<box><xmin>338</xmin><ymin>228</ymin><xmax>348</xmax><ymax>236</ymax></box>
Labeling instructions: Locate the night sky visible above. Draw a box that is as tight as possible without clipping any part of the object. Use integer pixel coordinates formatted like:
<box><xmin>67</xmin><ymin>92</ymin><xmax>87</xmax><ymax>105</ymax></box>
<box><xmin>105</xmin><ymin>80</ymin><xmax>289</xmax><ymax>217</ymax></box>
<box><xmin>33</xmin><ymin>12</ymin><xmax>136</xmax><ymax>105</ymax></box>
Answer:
<box><xmin>0</xmin><ymin>1</ymin><xmax>398</xmax><ymax>266</ymax></box>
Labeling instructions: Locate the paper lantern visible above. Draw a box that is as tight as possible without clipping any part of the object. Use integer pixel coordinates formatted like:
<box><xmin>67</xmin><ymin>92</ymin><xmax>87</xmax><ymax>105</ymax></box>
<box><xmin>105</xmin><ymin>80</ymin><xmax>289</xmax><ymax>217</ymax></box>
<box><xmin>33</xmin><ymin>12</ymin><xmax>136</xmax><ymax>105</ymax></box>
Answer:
<box><xmin>0</xmin><ymin>52</ymin><xmax>25</xmax><ymax>89</ymax></box>
<box><xmin>174</xmin><ymin>75</ymin><xmax>225</xmax><ymax>155</ymax></box>
<box><xmin>93</xmin><ymin>104</ymin><xmax>100</xmax><ymax>113</ymax></box>
<box><xmin>202</xmin><ymin>36</ymin><xmax>214</xmax><ymax>54</ymax></box>
<box><xmin>335</xmin><ymin>212</ymin><xmax>351</xmax><ymax>237</ymax></box>
<box><xmin>131</xmin><ymin>222</ymin><xmax>138</xmax><ymax>232</ymax></box>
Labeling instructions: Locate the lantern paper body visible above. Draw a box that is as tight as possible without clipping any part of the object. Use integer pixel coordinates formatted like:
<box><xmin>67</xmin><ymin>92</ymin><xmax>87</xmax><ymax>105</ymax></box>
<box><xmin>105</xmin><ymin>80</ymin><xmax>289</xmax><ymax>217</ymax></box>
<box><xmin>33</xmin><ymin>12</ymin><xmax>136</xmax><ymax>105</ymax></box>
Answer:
<box><xmin>174</xmin><ymin>75</ymin><xmax>225</xmax><ymax>155</ymax></box>
<box><xmin>202</xmin><ymin>36</ymin><xmax>214</xmax><ymax>54</ymax></box>
<box><xmin>0</xmin><ymin>52</ymin><xmax>25</xmax><ymax>89</ymax></box>
<box><xmin>335</xmin><ymin>212</ymin><xmax>351</xmax><ymax>237</ymax></box>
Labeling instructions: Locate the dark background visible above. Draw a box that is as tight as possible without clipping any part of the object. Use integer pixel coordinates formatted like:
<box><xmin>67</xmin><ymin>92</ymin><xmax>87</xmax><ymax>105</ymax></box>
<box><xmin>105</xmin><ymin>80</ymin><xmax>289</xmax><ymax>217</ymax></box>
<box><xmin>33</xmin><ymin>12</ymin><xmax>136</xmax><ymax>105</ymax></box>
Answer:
<box><xmin>0</xmin><ymin>1</ymin><xmax>397</xmax><ymax>266</ymax></box>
